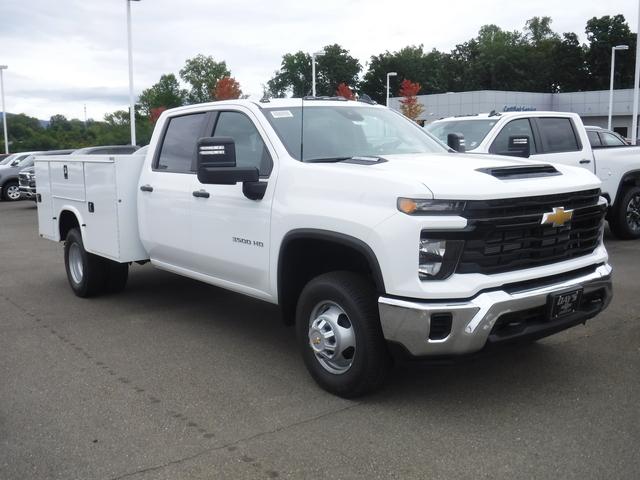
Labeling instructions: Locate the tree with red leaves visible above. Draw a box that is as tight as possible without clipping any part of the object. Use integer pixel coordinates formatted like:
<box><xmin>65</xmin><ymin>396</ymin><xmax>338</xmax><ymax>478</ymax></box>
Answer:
<box><xmin>335</xmin><ymin>82</ymin><xmax>354</xmax><ymax>100</ymax></box>
<box><xmin>399</xmin><ymin>79</ymin><xmax>424</xmax><ymax>122</ymax></box>
<box><xmin>150</xmin><ymin>106</ymin><xmax>167</xmax><ymax>124</ymax></box>
<box><xmin>213</xmin><ymin>76</ymin><xmax>243</xmax><ymax>100</ymax></box>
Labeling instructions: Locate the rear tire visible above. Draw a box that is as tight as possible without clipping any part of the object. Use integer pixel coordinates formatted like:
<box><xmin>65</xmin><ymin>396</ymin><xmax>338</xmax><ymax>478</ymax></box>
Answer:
<box><xmin>64</xmin><ymin>228</ymin><xmax>106</xmax><ymax>298</ymax></box>
<box><xmin>296</xmin><ymin>271</ymin><xmax>391</xmax><ymax>398</ymax></box>
<box><xmin>609</xmin><ymin>186</ymin><xmax>640</xmax><ymax>240</ymax></box>
<box><xmin>2</xmin><ymin>181</ymin><xmax>21</xmax><ymax>201</ymax></box>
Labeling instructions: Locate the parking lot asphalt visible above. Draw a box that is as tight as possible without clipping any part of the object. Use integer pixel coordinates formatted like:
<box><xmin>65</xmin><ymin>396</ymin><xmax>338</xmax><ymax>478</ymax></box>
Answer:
<box><xmin>0</xmin><ymin>200</ymin><xmax>639</xmax><ymax>480</ymax></box>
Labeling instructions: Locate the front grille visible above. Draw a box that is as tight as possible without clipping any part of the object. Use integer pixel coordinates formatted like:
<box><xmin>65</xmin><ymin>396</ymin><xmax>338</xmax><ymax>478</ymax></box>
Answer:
<box><xmin>456</xmin><ymin>189</ymin><xmax>604</xmax><ymax>275</ymax></box>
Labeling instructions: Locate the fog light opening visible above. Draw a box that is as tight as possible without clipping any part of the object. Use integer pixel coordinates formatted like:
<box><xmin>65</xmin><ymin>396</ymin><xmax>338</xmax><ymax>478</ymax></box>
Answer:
<box><xmin>429</xmin><ymin>313</ymin><xmax>453</xmax><ymax>341</ymax></box>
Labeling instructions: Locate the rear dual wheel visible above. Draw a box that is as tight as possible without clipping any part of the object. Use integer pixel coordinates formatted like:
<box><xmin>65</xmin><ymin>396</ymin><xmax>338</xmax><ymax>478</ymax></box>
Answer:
<box><xmin>64</xmin><ymin>228</ymin><xmax>128</xmax><ymax>297</ymax></box>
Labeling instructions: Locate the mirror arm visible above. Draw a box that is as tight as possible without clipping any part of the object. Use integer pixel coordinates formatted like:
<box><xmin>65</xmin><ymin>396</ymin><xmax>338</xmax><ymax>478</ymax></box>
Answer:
<box><xmin>242</xmin><ymin>181</ymin><xmax>267</xmax><ymax>200</ymax></box>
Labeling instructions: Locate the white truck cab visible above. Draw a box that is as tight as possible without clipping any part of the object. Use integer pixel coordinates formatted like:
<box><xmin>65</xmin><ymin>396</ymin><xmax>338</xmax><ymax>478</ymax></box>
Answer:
<box><xmin>35</xmin><ymin>99</ymin><xmax>612</xmax><ymax>397</ymax></box>
<box><xmin>428</xmin><ymin>111</ymin><xmax>640</xmax><ymax>239</ymax></box>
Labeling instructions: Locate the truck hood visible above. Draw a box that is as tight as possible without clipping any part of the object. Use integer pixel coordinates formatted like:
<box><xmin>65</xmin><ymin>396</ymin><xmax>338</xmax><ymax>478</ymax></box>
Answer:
<box><xmin>374</xmin><ymin>152</ymin><xmax>602</xmax><ymax>200</ymax></box>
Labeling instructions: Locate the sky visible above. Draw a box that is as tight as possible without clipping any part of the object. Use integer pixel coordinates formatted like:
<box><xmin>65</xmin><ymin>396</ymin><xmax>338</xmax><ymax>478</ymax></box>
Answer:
<box><xmin>0</xmin><ymin>0</ymin><xmax>637</xmax><ymax>121</ymax></box>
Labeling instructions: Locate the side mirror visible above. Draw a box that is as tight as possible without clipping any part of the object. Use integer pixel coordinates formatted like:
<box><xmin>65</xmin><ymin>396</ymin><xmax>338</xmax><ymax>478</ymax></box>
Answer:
<box><xmin>196</xmin><ymin>137</ymin><xmax>258</xmax><ymax>185</ymax></box>
<box><xmin>507</xmin><ymin>135</ymin><xmax>531</xmax><ymax>158</ymax></box>
<box><xmin>196</xmin><ymin>137</ymin><xmax>267</xmax><ymax>200</ymax></box>
<box><xmin>447</xmin><ymin>133</ymin><xmax>466</xmax><ymax>153</ymax></box>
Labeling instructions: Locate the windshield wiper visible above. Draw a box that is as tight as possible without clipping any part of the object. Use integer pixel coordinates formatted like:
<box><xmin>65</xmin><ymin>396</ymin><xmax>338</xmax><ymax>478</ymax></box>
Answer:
<box><xmin>303</xmin><ymin>157</ymin><xmax>354</xmax><ymax>163</ymax></box>
<box><xmin>304</xmin><ymin>156</ymin><xmax>383</xmax><ymax>164</ymax></box>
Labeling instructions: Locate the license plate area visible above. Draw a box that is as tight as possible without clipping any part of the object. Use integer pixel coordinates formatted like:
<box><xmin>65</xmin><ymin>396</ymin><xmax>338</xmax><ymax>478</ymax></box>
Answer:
<box><xmin>547</xmin><ymin>288</ymin><xmax>583</xmax><ymax>320</ymax></box>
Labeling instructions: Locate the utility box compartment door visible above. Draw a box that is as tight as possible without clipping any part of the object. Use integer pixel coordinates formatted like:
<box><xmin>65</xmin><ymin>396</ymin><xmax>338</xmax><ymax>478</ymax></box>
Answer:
<box><xmin>50</xmin><ymin>161</ymin><xmax>86</xmax><ymax>202</ymax></box>
<box><xmin>34</xmin><ymin>161</ymin><xmax>55</xmax><ymax>239</ymax></box>
<box><xmin>83</xmin><ymin>162</ymin><xmax>119</xmax><ymax>258</ymax></box>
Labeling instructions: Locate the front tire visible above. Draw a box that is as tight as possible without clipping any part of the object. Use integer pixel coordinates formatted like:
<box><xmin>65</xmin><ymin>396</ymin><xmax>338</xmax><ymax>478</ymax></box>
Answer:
<box><xmin>609</xmin><ymin>186</ymin><xmax>640</xmax><ymax>240</ymax></box>
<box><xmin>296</xmin><ymin>271</ymin><xmax>391</xmax><ymax>398</ymax></box>
<box><xmin>2</xmin><ymin>181</ymin><xmax>21</xmax><ymax>201</ymax></box>
<box><xmin>64</xmin><ymin>228</ymin><xmax>106</xmax><ymax>297</ymax></box>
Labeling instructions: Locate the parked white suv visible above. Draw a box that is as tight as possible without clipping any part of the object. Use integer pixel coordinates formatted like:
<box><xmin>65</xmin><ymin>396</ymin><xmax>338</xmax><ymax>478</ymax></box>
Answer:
<box><xmin>34</xmin><ymin>99</ymin><xmax>612</xmax><ymax>397</ymax></box>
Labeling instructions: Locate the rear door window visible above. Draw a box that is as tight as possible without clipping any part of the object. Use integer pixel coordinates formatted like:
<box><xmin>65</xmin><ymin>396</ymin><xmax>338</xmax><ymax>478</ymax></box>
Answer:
<box><xmin>155</xmin><ymin>112</ymin><xmax>209</xmax><ymax>173</ymax></box>
<box><xmin>536</xmin><ymin>118</ymin><xmax>581</xmax><ymax>153</ymax></box>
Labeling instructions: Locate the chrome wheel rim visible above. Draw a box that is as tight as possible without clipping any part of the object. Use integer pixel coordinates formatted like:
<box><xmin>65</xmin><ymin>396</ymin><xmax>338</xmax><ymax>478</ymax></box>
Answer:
<box><xmin>626</xmin><ymin>193</ymin><xmax>640</xmax><ymax>233</ymax></box>
<box><xmin>68</xmin><ymin>243</ymin><xmax>84</xmax><ymax>285</ymax></box>
<box><xmin>6</xmin><ymin>185</ymin><xmax>20</xmax><ymax>200</ymax></box>
<box><xmin>308</xmin><ymin>301</ymin><xmax>356</xmax><ymax>374</ymax></box>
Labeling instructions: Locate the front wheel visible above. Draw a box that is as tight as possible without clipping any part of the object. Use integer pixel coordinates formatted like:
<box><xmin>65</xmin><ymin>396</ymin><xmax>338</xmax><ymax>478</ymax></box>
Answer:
<box><xmin>2</xmin><ymin>181</ymin><xmax>21</xmax><ymax>201</ymax></box>
<box><xmin>609</xmin><ymin>186</ymin><xmax>640</xmax><ymax>240</ymax></box>
<box><xmin>296</xmin><ymin>271</ymin><xmax>391</xmax><ymax>398</ymax></box>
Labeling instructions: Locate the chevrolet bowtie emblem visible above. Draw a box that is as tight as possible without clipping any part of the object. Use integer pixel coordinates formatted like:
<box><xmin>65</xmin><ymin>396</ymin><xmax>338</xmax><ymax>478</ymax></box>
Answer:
<box><xmin>541</xmin><ymin>207</ymin><xmax>574</xmax><ymax>227</ymax></box>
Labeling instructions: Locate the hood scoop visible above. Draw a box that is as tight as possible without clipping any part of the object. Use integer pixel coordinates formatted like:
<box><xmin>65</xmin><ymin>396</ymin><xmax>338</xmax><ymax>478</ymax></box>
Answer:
<box><xmin>476</xmin><ymin>164</ymin><xmax>560</xmax><ymax>180</ymax></box>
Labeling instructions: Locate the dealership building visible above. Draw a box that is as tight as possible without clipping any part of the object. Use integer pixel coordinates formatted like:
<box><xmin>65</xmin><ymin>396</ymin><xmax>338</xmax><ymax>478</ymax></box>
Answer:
<box><xmin>389</xmin><ymin>88</ymin><xmax>638</xmax><ymax>138</ymax></box>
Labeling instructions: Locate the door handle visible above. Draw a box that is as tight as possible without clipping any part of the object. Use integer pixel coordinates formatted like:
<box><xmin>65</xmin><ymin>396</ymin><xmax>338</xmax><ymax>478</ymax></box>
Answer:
<box><xmin>140</xmin><ymin>184</ymin><xmax>153</xmax><ymax>192</ymax></box>
<box><xmin>579</xmin><ymin>159</ymin><xmax>591</xmax><ymax>164</ymax></box>
<box><xmin>192</xmin><ymin>189</ymin><xmax>210</xmax><ymax>198</ymax></box>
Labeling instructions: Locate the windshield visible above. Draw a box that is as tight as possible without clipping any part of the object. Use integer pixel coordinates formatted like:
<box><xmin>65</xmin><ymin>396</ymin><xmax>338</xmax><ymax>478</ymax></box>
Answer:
<box><xmin>0</xmin><ymin>154</ymin><xmax>19</xmax><ymax>165</ymax></box>
<box><xmin>263</xmin><ymin>105</ymin><xmax>446</xmax><ymax>161</ymax></box>
<box><xmin>16</xmin><ymin>155</ymin><xmax>35</xmax><ymax>168</ymax></box>
<box><xmin>426</xmin><ymin>119</ymin><xmax>498</xmax><ymax>150</ymax></box>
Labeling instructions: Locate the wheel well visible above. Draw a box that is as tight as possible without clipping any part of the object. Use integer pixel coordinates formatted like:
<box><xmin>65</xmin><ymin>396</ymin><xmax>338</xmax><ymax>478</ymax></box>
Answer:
<box><xmin>615</xmin><ymin>171</ymin><xmax>640</xmax><ymax>206</ymax></box>
<box><xmin>278</xmin><ymin>231</ymin><xmax>385</xmax><ymax>325</ymax></box>
<box><xmin>59</xmin><ymin>210</ymin><xmax>80</xmax><ymax>241</ymax></box>
<box><xmin>1</xmin><ymin>176</ymin><xmax>18</xmax><ymax>188</ymax></box>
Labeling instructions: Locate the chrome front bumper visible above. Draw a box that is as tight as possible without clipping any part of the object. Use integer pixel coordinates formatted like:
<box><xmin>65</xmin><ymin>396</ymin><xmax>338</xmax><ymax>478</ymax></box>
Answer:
<box><xmin>379</xmin><ymin>264</ymin><xmax>613</xmax><ymax>357</ymax></box>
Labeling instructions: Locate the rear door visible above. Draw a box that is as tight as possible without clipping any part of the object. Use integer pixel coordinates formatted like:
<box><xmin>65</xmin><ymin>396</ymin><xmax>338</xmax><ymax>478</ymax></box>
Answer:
<box><xmin>530</xmin><ymin>117</ymin><xmax>592</xmax><ymax>170</ymax></box>
<box><xmin>137</xmin><ymin>111</ymin><xmax>210</xmax><ymax>270</ymax></box>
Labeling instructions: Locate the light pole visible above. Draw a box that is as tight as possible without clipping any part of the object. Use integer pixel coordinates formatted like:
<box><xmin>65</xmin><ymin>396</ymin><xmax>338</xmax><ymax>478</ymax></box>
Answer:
<box><xmin>311</xmin><ymin>50</ymin><xmax>324</xmax><ymax>97</ymax></box>
<box><xmin>608</xmin><ymin>45</ymin><xmax>629</xmax><ymax>131</ymax></box>
<box><xmin>386</xmin><ymin>72</ymin><xmax>397</xmax><ymax>107</ymax></box>
<box><xmin>0</xmin><ymin>65</ymin><xmax>8</xmax><ymax>154</ymax></box>
<box><xmin>126</xmin><ymin>0</ymin><xmax>140</xmax><ymax>146</ymax></box>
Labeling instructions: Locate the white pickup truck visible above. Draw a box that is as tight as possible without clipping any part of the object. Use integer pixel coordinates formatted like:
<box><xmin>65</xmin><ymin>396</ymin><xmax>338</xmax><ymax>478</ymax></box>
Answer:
<box><xmin>427</xmin><ymin>111</ymin><xmax>640</xmax><ymax>239</ymax></box>
<box><xmin>35</xmin><ymin>99</ymin><xmax>612</xmax><ymax>397</ymax></box>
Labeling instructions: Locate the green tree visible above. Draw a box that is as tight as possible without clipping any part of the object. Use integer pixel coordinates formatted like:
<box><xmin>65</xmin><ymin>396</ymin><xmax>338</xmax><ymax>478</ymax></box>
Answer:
<box><xmin>550</xmin><ymin>33</ymin><xmax>589</xmax><ymax>92</ymax></box>
<box><xmin>179</xmin><ymin>54</ymin><xmax>230</xmax><ymax>103</ymax></box>
<box><xmin>138</xmin><ymin>74</ymin><xmax>187</xmax><ymax>116</ymax></box>
<box><xmin>360</xmin><ymin>46</ymin><xmax>430</xmax><ymax>103</ymax></box>
<box><xmin>585</xmin><ymin>15</ymin><xmax>637</xmax><ymax>89</ymax></box>
<box><xmin>267</xmin><ymin>51</ymin><xmax>311</xmax><ymax>97</ymax></box>
<box><xmin>267</xmin><ymin>44</ymin><xmax>361</xmax><ymax>97</ymax></box>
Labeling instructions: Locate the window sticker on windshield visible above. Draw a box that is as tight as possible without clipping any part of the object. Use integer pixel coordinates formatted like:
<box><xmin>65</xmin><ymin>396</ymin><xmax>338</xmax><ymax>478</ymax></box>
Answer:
<box><xmin>270</xmin><ymin>110</ymin><xmax>293</xmax><ymax>118</ymax></box>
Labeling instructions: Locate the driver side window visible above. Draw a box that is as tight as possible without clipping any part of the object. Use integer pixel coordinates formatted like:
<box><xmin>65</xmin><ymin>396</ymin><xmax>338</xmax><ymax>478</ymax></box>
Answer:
<box><xmin>489</xmin><ymin>119</ymin><xmax>537</xmax><ymax>155</ymax></box>
<box><xmin>213</xmin><ymin>111</ymin><xmax>273</xmax><ymax>176</ymax></box>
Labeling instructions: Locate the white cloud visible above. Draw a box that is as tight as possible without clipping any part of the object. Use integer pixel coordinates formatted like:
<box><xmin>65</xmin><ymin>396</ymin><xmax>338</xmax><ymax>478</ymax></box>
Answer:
<box><xmin>0</xmin><ymin>0</ymin><xmax>636</xmax><ymax>120</ymax></box>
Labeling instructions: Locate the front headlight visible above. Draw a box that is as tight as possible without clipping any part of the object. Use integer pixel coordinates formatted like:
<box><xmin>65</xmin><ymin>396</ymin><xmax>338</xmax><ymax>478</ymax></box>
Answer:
<box><xmin>398</xmin><ymin>198</ymin><xmax>466</xmax><ymax>215</ymax></box>
<box><xmin>418</xmin><ymin>237</ymin><xmax>464</xmax><ymax>280</ymax></box>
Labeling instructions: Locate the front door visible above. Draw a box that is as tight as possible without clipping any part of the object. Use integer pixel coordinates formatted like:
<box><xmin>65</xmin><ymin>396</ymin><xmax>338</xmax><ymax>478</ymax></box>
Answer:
<box><xmin>190</xmin><ymin>108</ymin><xmax>277</xmax><ymax>300</ymax></box>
